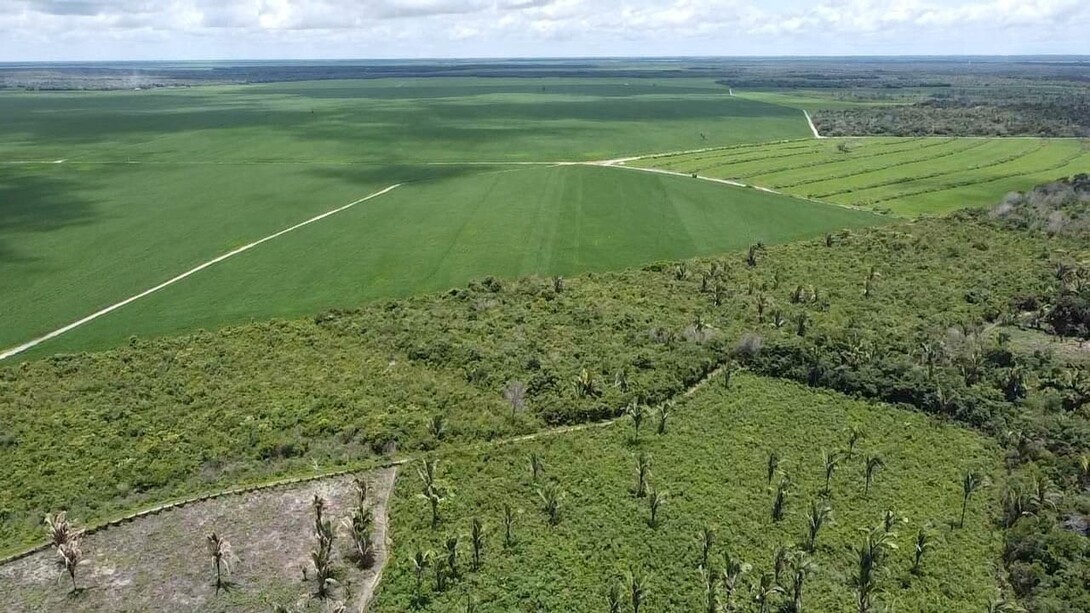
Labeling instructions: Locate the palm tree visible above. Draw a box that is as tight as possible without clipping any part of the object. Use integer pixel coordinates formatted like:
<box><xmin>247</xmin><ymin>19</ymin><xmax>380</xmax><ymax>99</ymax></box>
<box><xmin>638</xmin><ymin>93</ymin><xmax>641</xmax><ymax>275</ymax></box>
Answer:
<box><xmin>647</xmin><ymin>489</ymin><xmax>666</xmax><ymax>528</ymax></box>
<box><xmin>754</xmin><ymin>572</ymin><xmax>784</xmax><ymax>613</ymax></box>
<box><xmin>721</xmin><ymin>551</ymin><xmax>751</xmax><ymax>610</ymax></box>
<box><xmin>806</xmin><ymin>501</ymin><xmax>832</xmax><ymax>553</ymax></box>
<box><xmin>445</xmin><ymin>534</ymin><xmax>460</xmax><ymax>579</ymax></box>
<box><xmin>575</xmin><ymin>368</ymin><xmax>599</xmax><ymax>398</ymax></box>
<box><xmin>344</xmin><ymin>506</ymin><xmax>375</xmax><ymax>567</ymax></box>
<box><xmin>421</xmin><ymin>486</ymin><xmax>446</xmax><ymax>529</ymax></box>
<box><xmin>795</xmin><ymin>313</ymin><xmax>808</xmax><ymax>337</ymax></box>
<box><xmin>846</xmin><ymin>426</ymin><xmax>864</xmax><ymax>459</ymax></box>
<box><xmin>986</xmin><ymin>595</ymin><xmax>1027</xmax><ymax>613</ymax></box>
<box><xmin>1026</xmin><ymin>477</ymin><xmax>1061</xmax><ymax>515</ymax></box>
<box><xmin>772</xmin><ymin>475</ymin><xmax>791</xmax><ymax>522</ymax></box>
<box><xmin>854</xmin><ymin>534</ymin><xmax>878</xmax><ymax>613</ymax></box>
<box><xmin>607</xmin><ymin>580</ymin><xmax>622</xmax><ymax>613</ymax></box>
<box><xmin>822</xmin><ymin>450</ymin><xmax>841</xmax><ymax>495</ymax></box>
<box><xmin>656</xmin><ymin>401</ymin><xmax>672</xmax><ymax>435</ymax></box>
<box><xmin>206</xmin><ymin>532</ymin><xmax>236</xmax><ymax>591</ymax></box>
<box><xmin>503</xmin><ymin>380</ymin><xmax>527</xmax><ymax>418</ymax></box>
<box><xmin>701</xmin><ymin>566</ymin><xmax>719</xmax><ymax>613</ymax></box>
<box><xmin>530</xmin><ymin>452</ymin><xmax>545</xmax><ymax>482</ymax></box>
<box><xmin>912</xmin><ymin>526</ymin><xmax>932</xmax><ymax>575</ymax></box>
<box><xmin>471</xmin><ymin>518</ymin><xmax>484</xmax><ymax>571</ymax></box>
<box><xmin>538</xmin><ymin>483</ymin><xmax>563</xmax><ymax>525</ymax></box>
<box><xmin>767</xmin><ymin>451</ymin><xmax>780</xmax><ymax>486</ymax></box>
<box><xmin>882</xmin><ymin>509</ymin><xmax>897</xmax><ymax>534</ymax></box>
<box><xmin>429</xmin><ymin>414</ymin><xmax>446</xmax><ymax>440</ymax></box>
<box><xmin>864</xmin><ymin>455</ymin><xmax>884</xmax><ymax>497</ymax></box>
<box><xmin>311</xmin><ymin>496</ymin><xmax>337</xmax><ymax>598</ymax></box>
<box><xmin>918</xmin><ymin>340</ymin><xmax>945</xmax><ymax>381</ymax></box>
<box><xmin>635</xmin><ymin>452</ymin><xmax>652</xmax><ymax>498</ymax></box>
<box><xmin>44</xmin><ymin>511</ymin><xmax>78</xmax><ymax>549</ymax></box>
<box><xmin>412</xmin><ymin>549</ymin><xmax>432</xmax><ymax>598</ymax></box>
<box><xmin>772</xmin><ymin>545</ymin><xmax>789</xmax><ymax>585</ymax></box>
<box><xmin>627</xmin><ymin>570</ymin><xmax>647</xmax><ymax>613</ymax></box>
<box><xmin>863</xmin><ymin>266</ymin><xmax>880</xmax><ymax>298</ymax></box>
<box><xmin>58</xmin><ymin>538</ymin><xmax>83</xmax><ymax>593</ymax></box>
<box><xmin>788</xmin><ymin>551</ymin><xmax>815</xmax><ymax>613</ymax></box>
<box><xmin>553</xmin><ymin>275</ymin><xmax>564</xmax><ymax>293</ymax></box>
<box><xmin>351</xmin><ymin>475</ymin><xmax>369</xmax><ymax>509</ymax></box>
<box><xmin>699</xmin><ymin>525</ymin><xmax>715</xmax><ymax>570</ymax></box>
<box><xmin>502</xmin><ymin>504</ymin><xmax>516</xmax><ymax>548</ymax></box>
<box><xmin>628</xmin><ymin>402</ymin><xmax>647</xmax><ymax>442</ymax></box>
<box><xmin>960</xmin><ymin>470</ymin><xmax>984</xmax><ymax>528</ymax></box>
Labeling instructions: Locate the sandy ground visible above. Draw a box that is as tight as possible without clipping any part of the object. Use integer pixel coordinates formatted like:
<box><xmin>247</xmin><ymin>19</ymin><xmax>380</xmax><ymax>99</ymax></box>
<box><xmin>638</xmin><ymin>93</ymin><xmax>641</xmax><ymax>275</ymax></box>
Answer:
<box><xmin>0</xmin><ymin>468</ymin><xmax>397</xmax><ymax>613</ymax></box>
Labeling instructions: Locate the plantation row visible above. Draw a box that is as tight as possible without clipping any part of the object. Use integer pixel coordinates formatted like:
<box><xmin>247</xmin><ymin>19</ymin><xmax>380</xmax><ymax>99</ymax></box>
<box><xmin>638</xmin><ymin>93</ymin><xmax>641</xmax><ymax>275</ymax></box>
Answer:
<box><xmin>2</xmin><ymin>184</ymin><xmax>1088</xmax><ymax>609</ymax></box>
<box><xmin>636</xmin><ymin>137</ymin><xmax>1090</xmax><ymax>216</ymax></box>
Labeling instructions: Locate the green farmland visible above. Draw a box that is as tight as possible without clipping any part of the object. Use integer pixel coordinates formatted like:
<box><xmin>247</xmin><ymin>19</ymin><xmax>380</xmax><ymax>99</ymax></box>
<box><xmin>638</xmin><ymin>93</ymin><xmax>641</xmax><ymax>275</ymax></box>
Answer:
<box><xmin>0</xmin><ymin>78</ymin><xmax>850</xmax><ymax>357</ymax></box>
<box><xmin>635</xmin><ymin>137</ymin><xmax>1090</xmax><ymax>216</ymax></box>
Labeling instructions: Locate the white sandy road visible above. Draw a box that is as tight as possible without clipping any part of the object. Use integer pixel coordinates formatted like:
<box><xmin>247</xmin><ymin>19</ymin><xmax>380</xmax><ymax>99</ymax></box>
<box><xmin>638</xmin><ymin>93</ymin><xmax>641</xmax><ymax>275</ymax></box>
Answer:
<box><xmin>804</xmin><ymin>110</ymin><xmax>824</xmax><ymax>139</ymax></box>
<box><xmin>0</xmin><ymin>184</ymin><xmax>401</xmax><ymax>362</ymax></box>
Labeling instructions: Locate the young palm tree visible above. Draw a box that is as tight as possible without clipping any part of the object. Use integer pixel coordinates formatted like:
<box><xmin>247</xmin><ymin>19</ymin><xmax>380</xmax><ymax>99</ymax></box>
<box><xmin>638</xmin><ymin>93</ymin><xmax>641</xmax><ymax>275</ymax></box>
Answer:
<box><xmin>822</xmin><ymin>450</ymin><xmax>842</xmax><ymax>495</ymax></box>
<box><xmin>882</xmin><ymin>509</ymin><xmax>897</xmax><ymax>534</ymax></box>
<box><xmin>344</xmin><ymin>505</ymin><xmax>375</xmax><ymax>567</ymax></box>
<box><xmin>58</xmin><ymin>538</ymin><xmax>83</xmax><ymax>593</ymax></box>
<box><xmin>429</xmin><ymin>414</ymin><xmax>446</xmax><ymax>440</ymax></box>
<box><xmin>471</xmin><ymin>518</ymin><xmax>484</xmax><ymax>571</ymax></box>
<box><xmin>702</xmin><ymin>566</ymin><xmax>719</xmax><ymax>613</ymax></box>
<box><xmin>918</xmin><ymin>340</ymin><xmax>945</xmax><ymax>381</ymax></box>
<box><xmin>206</xmin><ymin>532</ymin><xmax>236</xmax><ymax>591</ymax></box>
<box><xmin>607</xmin><ymin>580</ymin><xmax>622</xmax><ymax>613</ymax></box>
<box><xmin>721</xmin><ymin>551</ymin><xmax>752</xmax><ymax>611</ymax></box>
<box><xmin>421</xmin><ymin>486</ymin><xmax>446</xmax><ymax>529</ymax></box>
<box><xmin>311</xmin><ymin>496</ymin><xmax>338</xmax><ymax>598</ymax></box>
<box><xmin>795</xmin><ymin>313</ymin><xmax>808</xmax><ymax>337</ymax></box>
<box><xmin>575</xmin><ymin>368</ymin><xmax>599</xmax><ymax>398</ymax></box>
<box><xmin>445</xmin><ymin>534</ymin><xmax>460</xmax><ymax>579</ymax></box>
<box><xmin>44</xmin><ymin>511</ymin><xmax>78</xmax><ymax>549</ymax></box>
<box><xmin>805</xmin><ymin>501</ymin><xmax>832</xmax><ymax>553</ymax></box>
<box><xmin>552</xmin><ymin>275</ymin><xmax>564</xmax><ymax>293</ymax></box>
<box><xmin>351</xmin><ymin>475</ymin><xmax>369</xmax><ymax>509</ymax></box>
<box><xmin>864</xmin><ymin>455</ymin><xmax>884</xmax><ymax>498</ymax></box>
<box><xmin>503</xmin><ymin>380</ymin><xmax>528</xmax><ymax>418</ymax></box>
<box><xmin>647</xmin><ymin>488</ymin><xmax>666</xmax><ymax>528</ymax></box>
<box><xmin>538</xmin><ymin>483</ymin><xmax>563</xmax><ymax>526</ymax></box>
<box><xmin>656</xmin><ymin>401</ymin><xmax>672</xmax><ymax>435</ymax></box>
<box><xmin>772</xmin><ymin>475</ymin><xmax>791</xmax><ymax>522</ymax></box>
<box><xmin>627</xmin><ymin>570</ymin><xmax>647</xmax><ymax>613</ymax></box>
<box><xmin>699</xmin><ymin>525</ymin><xmax>715</xmax><ymax>570</ymax></box>
<box><xmin>772</xmin><ymin>545</ymin><xmax>789</xmax><ymax>586</ymax></box>
<box><xmin>912</xmin><ymin>526</ymin><xmax>932</xmax><ymax>575</ymax></box>
<box><xmin>854</xmin><ymin>534</ymin><xmax>878</xmax><ymax>613</ymax></box>
<box><xmin>530</xmin><ymin>452</ymin><xmax>545</xmax><ymax>482</ymax></box>
<box><xmin>502</xmin><ymin>504</ymin><xmax>516</xmax><ymax>548</ymax></box>
<box><xmin>754</xmin><ymin>572</ymin><xmax>784</xmax><ymax>613</ymax></box>
<box><xmin>788</xmin><ymin>551</ymin><xmax>816</xmax><ymax>613</ymax></box>
<box><xmin>627</xmin><ymin>402</ymin><xmax>647</xmax><ymax>442</ymax></box>
<box><xmin>960</xmin><ymin>470</ymin><xmax>984</xmax><ymax>528</ymax></box>
<box><xmin>767</xmin><ymin>451</ymin><xmax>780</xmax><ymax>486</ymax></box>
<box><xmin>412</xmin><ymin>549</ymin><xmax>432</xmax><ymax>598</ymax></box>
<box><xmin>722</xmin><ymin>359</ymin><xmax>738</xmax><ymax>389</ymax></box>
<box><xmin>846</xmin><ymin>426</ymin><xmax>864</xmax><ymax>459</ymax></box>
<box><xmin>635</xmin><ymin>452</ymin><xmax>652</xmax><ymax>498</ymax></box>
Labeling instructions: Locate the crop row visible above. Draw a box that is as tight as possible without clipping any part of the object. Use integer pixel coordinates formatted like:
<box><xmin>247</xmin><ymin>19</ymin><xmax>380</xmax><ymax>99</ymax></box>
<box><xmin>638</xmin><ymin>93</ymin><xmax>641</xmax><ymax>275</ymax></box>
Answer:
<box><xmin>768</xmin><ymin>139</ymin><xmax>981</xmax><ymax>189</ymax></box>
<box><xmin>724</xmin><ymin>139</ymin><xmax>968</xmax><ymax>182</ymax></box>
<box><xmin>812</xmin><ymin>140</ymin><xmax>1048</xmax><ymax>199</ymax></box>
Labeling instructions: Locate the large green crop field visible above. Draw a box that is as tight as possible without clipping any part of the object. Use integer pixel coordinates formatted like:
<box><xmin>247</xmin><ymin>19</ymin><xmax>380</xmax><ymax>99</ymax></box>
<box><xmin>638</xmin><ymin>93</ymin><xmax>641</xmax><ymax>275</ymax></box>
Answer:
<box><xmin>635</xmin><ymin>136</ymin><xmax>1090</xmax><ymax>215</ymax></box>
<box><xmin>0</xmin><ymin>78</ymin><xmax>861</xmax><ymax>358</ymax></box>
<box><xmin>372</xmin><ymin>375</ymin><xmax>1002</xmax><ymax>612</ymax></box>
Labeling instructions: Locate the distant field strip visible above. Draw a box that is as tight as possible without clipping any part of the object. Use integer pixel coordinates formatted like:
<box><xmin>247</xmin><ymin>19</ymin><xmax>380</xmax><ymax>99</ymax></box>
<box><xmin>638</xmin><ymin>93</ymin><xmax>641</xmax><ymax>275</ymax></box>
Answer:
<box><xmin>634</xmin><ymin>137</ymin><xmax>1090</xmax><ymax>215</ymax></box>
<box><xmin>0</xmin><ymin>184</ymin><xmax>401</xmax><ymax>361</ymax></box>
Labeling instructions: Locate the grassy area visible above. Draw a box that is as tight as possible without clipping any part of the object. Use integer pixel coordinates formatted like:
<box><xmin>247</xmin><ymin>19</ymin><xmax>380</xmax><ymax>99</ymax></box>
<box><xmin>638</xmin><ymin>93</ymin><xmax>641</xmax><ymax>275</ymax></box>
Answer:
<box><xmin>19</xmin><ymin>164</ymin><xmax>881</xmax><ymax>356</ymax></box>
<box><xmin>635</xmin><ymin>137</ymin><xmax>1090</xmax><ymax>216</ymax></box>
<box><xmin>371</xmin><ymin>374</ymin><xmax>1003</xmax><ymax>612</ymax></box>
<box><xmin>0</xmin><ymin>77</ymin><xmax>817</xmax><ymax>354</ymax></box>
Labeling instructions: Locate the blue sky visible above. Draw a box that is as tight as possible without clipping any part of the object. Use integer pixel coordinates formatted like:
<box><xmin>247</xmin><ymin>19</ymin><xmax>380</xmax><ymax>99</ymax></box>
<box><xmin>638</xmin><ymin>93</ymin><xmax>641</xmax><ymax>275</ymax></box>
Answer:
<box><xmin>0</xmin><ymin>0</ymin><xmax>1087</xmax><ymax>61</ymax></box>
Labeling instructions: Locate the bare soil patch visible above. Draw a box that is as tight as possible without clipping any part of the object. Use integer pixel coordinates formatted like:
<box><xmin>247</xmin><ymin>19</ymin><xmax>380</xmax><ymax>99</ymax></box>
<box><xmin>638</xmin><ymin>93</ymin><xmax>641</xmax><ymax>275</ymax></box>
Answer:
<box><xmin>0</xmin><ymin>468</ymin><xmax>397</xmax><ymax>613</ymax></box>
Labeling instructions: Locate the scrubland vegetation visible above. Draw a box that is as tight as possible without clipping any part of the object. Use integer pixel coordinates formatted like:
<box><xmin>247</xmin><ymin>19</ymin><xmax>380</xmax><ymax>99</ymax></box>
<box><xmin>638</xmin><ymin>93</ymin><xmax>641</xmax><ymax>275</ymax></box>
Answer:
<box><xmin>4</xmin><ymin>178</ymin><xmax>1090</xmax><ymax>610</ymax></box>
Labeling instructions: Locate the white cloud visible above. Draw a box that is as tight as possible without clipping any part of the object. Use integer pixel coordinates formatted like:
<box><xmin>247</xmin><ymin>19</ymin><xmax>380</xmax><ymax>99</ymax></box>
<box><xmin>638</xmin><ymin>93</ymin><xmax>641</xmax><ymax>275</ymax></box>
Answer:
<box><xmin>0</xmin><ymin>0</ymin><xmax>1087</xmax><ymax>59</ymax></box>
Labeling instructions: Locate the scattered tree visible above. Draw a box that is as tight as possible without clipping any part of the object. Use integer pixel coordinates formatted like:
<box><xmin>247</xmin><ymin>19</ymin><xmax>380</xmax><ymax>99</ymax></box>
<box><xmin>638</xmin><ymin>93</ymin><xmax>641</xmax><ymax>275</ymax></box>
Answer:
<box><xmin>864</xmin><ymin>455</ymin><xmax>884</xmax><ymax>498</ymax></box>
<box><xmin>806</xmin><ymin>501</ymin><xmax>832</xmax><ymax>553</ymax></box>
<box><xmin>628</xmin><ymin>402</ymin><xmax>647</xmax><ymax>442</ymax></box>
<box><xmin>206</xmin><ymin>532</ymin><xmax>236</xmax><ymax>591</ymax></box>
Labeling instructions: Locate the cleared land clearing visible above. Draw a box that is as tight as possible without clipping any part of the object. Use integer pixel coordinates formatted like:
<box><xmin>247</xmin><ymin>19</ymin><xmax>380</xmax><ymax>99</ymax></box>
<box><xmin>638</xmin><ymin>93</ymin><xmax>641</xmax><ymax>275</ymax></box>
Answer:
<box><xmin>371</xmin><ymin>375</ymin><xmax>1003</xmax><ymax>612</ymax></box>
<box><xmin>634</xmin><ymin>137</ymin><xmax>1090</xmax><ymax>215</ymax></box>
<box><xmin>14</xmin><ymin>164</ymin><xmax>882</xmax><ymax>357</ymax></box>
<box><xmin>0</xmin><ymin>468</ymin><xmax>396</xmax><ymax>612</ymax></box>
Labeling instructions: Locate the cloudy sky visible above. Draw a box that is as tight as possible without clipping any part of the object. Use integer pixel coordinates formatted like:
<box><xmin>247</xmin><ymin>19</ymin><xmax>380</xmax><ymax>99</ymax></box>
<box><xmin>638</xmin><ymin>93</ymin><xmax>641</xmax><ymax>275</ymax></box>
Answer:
<box><xmin>0</xmin><ymin>0</ymin><xmax>1087</xmax><ymax>61</ymax></box>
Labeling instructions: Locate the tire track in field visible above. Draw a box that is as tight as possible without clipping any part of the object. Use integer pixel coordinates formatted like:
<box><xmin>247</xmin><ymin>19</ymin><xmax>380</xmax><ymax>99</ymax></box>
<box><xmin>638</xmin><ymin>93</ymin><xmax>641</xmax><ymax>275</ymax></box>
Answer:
<box><xmin>741</xmin><ymin>138</ymin><xmax>978</xmax><ymax>184</ymax></box>
<box><xmin>772</xmin><ymin>138</ymin><xmax>974</xmax><ymax>189</ymax></box>
<box><xmin>685</xmin><ymin>138</ymin><xmax>937</xmax><ymax>181</ymax></box>
<box><xmin>0</xmin><ymin>184</ymin><xmax>402</xmax><ymax>362</ymax></box>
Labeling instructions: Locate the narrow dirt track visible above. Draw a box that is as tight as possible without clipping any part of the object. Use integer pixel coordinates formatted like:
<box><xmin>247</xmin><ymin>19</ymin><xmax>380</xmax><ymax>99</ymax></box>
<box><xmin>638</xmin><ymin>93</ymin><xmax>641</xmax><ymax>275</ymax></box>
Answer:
<box><xmin>355</xmin><ymin>466</ymin><xmax>398</xmax><ymax>613</ymax></box>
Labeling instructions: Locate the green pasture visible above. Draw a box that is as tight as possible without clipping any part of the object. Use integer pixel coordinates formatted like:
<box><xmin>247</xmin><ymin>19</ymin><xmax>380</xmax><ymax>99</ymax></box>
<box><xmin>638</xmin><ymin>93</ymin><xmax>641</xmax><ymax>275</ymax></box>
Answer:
<box><xmin>372</xmin><ymin>374</ymin><xmax>1003</xmax><ymax>612</ymax></box>
<box><xmin>18</xmin><ymin>164</ymin><xmax>881</xmax><ymax>357</ymax></box>
<box><xmin>637</xmin><ymin>137</ymin><xmax>1090</xmax><ymax>216</ymax></box>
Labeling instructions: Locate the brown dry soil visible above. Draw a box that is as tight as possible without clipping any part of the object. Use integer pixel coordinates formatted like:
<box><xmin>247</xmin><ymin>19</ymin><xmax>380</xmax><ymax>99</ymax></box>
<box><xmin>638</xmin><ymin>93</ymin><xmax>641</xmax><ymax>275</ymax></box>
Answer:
<box><xmin>0</xmin><ymin>467</ymin><xmax>397</xmax><ymax>613</ymax></box>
